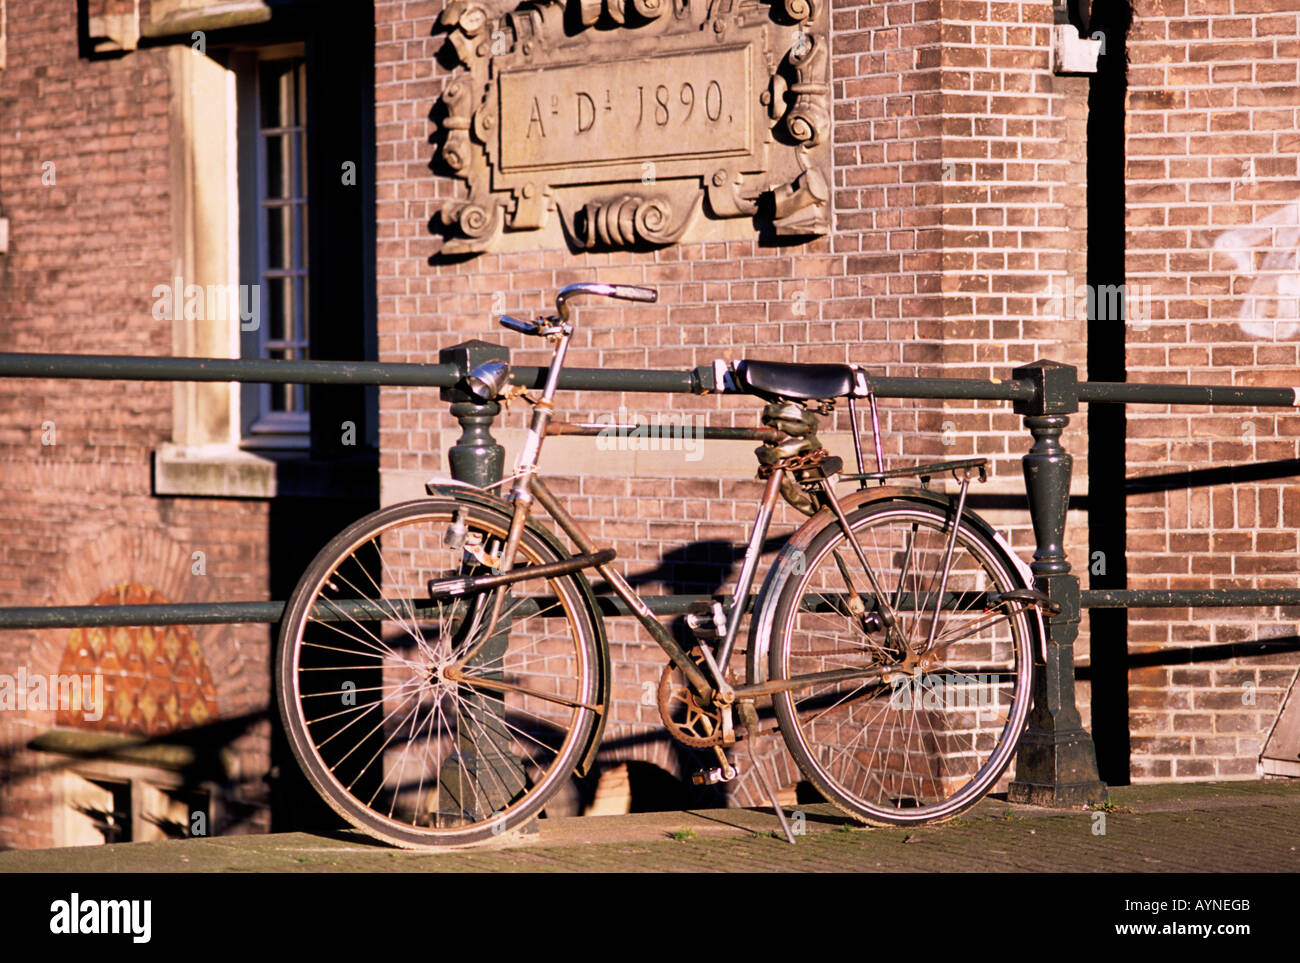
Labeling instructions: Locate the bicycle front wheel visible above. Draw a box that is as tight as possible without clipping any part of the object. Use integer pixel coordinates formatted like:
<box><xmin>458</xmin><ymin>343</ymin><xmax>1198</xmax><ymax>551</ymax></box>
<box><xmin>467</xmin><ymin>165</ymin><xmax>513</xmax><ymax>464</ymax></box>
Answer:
<box><xmin>276</xmin><ymin>497</ymin><xmax>603</xmax><ymax>848</ymax></box>
<box><xmin>767</xmin><ymin>497</ymin><xmax>1034</xmax><ymax>826</ymax></box>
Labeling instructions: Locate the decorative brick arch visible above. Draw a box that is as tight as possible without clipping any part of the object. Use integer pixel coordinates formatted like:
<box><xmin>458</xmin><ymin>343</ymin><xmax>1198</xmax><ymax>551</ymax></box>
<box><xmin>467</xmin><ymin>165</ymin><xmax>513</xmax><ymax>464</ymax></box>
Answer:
<box><xmin>29</xmin><ymin>527</ymin><xmax>241</xmax><ymax>732</ymax></box>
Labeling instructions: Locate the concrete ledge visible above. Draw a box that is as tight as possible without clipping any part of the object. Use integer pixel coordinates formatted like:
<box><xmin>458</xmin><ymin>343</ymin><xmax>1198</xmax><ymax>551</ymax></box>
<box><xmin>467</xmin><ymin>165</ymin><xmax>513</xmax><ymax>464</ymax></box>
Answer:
<box><xmin>154</xmin><ymin>444</ymin><xmax>378</xmax><ymax>499</ymax></box>
<box><xmin>154</xmin><ymin>444</ymin><xmax>278</xmax><ymax>498</ymax></box>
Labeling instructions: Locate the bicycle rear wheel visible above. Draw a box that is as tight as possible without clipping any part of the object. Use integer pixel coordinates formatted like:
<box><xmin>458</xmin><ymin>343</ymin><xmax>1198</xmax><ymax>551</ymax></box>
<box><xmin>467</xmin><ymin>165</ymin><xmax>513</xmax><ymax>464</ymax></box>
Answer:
<box><xmin>276</xmin><ymin>497</ymin><xmax>602</xmax><ymax>848</ymax></box>
<box><xmin>767</xmin><ymin>497</ymin><xmax>1034</xmax><ymax>825</ymax></box>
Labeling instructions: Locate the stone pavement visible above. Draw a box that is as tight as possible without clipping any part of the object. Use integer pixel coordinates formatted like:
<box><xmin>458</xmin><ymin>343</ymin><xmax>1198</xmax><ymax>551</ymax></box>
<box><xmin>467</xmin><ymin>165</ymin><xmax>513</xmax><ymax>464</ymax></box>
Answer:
<box><xmin>1</xmin><ymin>779</ymin><xmax>1298</xmax><ymax>873</ymax></box>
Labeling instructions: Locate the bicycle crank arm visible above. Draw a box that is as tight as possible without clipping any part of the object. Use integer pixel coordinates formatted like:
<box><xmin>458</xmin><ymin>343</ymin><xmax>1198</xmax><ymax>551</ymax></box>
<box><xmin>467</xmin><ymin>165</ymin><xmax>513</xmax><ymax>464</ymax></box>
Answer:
<box><xmin>427</xmin><ymin>547</ymin><xmax>616</xmax><ymax>599</ymax></box>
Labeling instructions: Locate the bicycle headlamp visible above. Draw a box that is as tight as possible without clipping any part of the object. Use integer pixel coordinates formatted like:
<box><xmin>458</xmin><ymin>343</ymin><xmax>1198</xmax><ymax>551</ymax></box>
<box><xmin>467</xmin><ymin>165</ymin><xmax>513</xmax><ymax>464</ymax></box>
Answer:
<box><xmin>464</xmin><ymin>359</ymin><xmax>512</xmax><ymax>401</ymax></box>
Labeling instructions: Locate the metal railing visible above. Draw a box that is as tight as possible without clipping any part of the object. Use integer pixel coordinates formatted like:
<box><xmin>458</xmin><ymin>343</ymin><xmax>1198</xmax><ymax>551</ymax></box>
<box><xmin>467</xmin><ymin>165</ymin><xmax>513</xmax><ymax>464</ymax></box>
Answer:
<box><xmin>2</xmin><ymin>345</ymin><xmax>1298</xmax><ymax>805</ymax></box>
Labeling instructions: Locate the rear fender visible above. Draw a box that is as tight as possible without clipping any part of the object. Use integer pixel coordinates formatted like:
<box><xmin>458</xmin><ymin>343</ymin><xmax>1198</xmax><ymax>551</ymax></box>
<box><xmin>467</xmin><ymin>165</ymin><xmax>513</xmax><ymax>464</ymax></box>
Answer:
<box><xmin>746</xmin><ymin>485</ymin><xmax>1046</xmax><ymax>684</ymax></box>
<box><xmin>425</xmin><ymin>483</ymin><xmax>612</xmax><ymax>778</ymax></box>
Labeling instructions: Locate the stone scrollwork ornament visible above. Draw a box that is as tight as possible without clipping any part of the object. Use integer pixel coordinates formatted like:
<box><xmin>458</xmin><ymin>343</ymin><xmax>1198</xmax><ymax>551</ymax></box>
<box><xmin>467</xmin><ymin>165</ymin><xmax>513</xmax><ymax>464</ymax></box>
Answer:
<box><xmin>434</xmin><ymin>0</ymin><xmax>831</xmax><ymax>253</ymax></box>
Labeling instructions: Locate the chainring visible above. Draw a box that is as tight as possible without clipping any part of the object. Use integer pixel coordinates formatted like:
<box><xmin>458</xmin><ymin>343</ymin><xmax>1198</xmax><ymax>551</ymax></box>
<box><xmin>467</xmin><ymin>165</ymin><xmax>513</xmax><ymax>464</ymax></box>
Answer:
<box><xmin>657</xmin><ymin>647</ymin><xmax>727</xmax><ymax>748</ymax></box>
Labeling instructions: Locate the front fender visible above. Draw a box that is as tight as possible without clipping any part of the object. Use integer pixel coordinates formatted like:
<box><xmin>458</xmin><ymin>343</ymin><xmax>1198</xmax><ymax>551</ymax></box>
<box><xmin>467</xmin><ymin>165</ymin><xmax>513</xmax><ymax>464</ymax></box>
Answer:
<box><xmin>425</xmin><ymin>483</ymin><xmax>612</xmax><ymax>779</ymax></box>
<box><xmin>745</xmin><ymin>485</ymin><xmax>1046</xmax><ymax>685</ymax></box>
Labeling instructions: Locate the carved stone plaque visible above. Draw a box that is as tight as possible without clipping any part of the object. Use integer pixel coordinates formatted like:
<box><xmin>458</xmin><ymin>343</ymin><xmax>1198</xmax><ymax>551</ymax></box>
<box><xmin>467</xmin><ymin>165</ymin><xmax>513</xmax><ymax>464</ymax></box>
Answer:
<box><xmin>435</xmin><ymin>0</ymin><xmax>831</xmax><ymax>254</ymax></box>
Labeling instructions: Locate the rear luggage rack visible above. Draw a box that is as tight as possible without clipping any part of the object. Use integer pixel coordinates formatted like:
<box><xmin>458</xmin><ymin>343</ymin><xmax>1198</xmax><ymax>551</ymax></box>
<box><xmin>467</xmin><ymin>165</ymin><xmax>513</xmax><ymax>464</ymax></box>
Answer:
<box><xmin>843</xmin><ymin>457</ymin><xmax>988</xmax><ymax>487</ymax></box>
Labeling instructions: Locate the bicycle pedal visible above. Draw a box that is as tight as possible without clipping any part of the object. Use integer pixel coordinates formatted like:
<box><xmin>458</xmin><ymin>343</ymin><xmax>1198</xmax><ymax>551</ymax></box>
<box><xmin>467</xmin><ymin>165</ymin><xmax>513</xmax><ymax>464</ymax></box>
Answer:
<box><xmin>691</xmin><ymin>763</ymin><xmax>740</xmax><ymax>786</ymax></box>
<box><xmin>685</xmin><ymin>600</ymin><xmax>728</xmax><ymax>642</ymax></box>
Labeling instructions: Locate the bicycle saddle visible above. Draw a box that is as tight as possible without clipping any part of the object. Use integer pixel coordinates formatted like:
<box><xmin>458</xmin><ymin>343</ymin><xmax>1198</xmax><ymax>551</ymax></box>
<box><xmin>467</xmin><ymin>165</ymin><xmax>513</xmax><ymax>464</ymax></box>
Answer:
<box><xmin>732</xmin><ymin>360</ymin><xmax>871</xmax><ymax>400</ymax></box>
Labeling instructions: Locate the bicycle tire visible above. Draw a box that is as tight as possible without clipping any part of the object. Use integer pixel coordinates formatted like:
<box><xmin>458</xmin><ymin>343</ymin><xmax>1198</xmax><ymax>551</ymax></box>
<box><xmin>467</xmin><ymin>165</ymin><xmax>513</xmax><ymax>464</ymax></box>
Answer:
<box><xmin>766</xmin><ymin>497</ymin><xmax>1034</xmax><ymax>826</ymax></box>
<box><xmin>276</xmin><ymin>496</ymin><xmax>602</xmax><ymax>848</ymax></box>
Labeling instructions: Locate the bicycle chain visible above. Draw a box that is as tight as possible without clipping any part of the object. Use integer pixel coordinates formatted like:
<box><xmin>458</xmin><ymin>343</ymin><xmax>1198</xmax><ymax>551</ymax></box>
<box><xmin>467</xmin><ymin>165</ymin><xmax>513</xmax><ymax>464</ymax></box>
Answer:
<box><xmin>756</xmin><ymin>447</ymin><xmax>831</xmax><ymax>479</ymax></box>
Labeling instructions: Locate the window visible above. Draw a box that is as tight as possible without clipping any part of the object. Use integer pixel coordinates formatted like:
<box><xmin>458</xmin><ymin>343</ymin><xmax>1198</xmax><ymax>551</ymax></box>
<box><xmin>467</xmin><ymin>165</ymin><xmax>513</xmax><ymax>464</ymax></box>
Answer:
<box><xmin>55</xmin><ymin>764</ymin><xmax>215</xmax><ymax>846</ymax></box>
<box><xmin>154</xmin><ymin>9</ymin><xmax>377</xmax><ymax>497</ymax></box>
<box><xmin>241</xmin><ymin>48</ymin><xmax>310</xmax><ymax>449</ymax></box>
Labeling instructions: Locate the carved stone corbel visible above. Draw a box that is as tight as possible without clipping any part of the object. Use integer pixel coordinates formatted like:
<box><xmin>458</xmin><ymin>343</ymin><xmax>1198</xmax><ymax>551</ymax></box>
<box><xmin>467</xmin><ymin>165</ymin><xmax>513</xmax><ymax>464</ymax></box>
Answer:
<box><xmin>782</xmin><ymin>32</ymin><xmax>829</xmax><ymax>147</ymax></box>
<box><xmin>771</xmin><ymin>166</ymin><xmax>828</xmax><ymax>236</ymax></box>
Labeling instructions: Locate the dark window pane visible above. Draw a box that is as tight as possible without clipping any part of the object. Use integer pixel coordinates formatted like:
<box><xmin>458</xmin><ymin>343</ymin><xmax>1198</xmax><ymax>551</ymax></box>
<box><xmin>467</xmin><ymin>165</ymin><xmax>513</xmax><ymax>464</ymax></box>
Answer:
<box><xmin>264</xmin><ymin>134</ymin><xmax>292</xmax><ymax>200</ymax></box>
<box><xmin>259</xmin><ymin>60</ymin><xmax>297</xmax><ymax>128</ymax></box>
<box><xmin>267</xmin><ymin>276</ymin><xmax>292</xmax><ymax>343</ymax></box>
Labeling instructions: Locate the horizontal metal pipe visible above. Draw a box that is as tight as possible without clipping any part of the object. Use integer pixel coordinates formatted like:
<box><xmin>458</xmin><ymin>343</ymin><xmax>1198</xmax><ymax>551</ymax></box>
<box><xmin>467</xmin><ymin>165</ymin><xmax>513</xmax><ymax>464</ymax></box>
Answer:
<box><xmin>517</xmin><ymin>366</ymin><xmax>701</xmax><ymax>394</ymax></box>
<box><xmin>0</xmin><ymin>601</ymin><xmax>288</xmax><ymax>629</ymax></box>
<box><xmin>0</xmin><ymin>353</ymin><xmax>463</xmax><ymax>387</ymax></box>
<box><xmin>869</xmin><ymin>376</ymin><xmax>1036</xmax><ymax>402</ymax></box>
<box><xmin>8</xmin><ymin>587</ymin><xmax>1298</xmax><ymax>630</ymax></box>
<box><xmin>0</xmin><ymin>354</ymin><xmax>702</xmax><ymax>394</ymax></box>
<box><xmin>1080</xmin><ymin>589</ymin><xmax>1300</xmax><ymax>608</ymax></box>
<box><xmin>3</xmin><ymin>354</ymin><xmax>1297</xmax><ymax>410</ymax></box>
<box><xmin>1079</xmin><ymin>381</ymin><xmax>1298</xmax><ymax>408</ymax></box>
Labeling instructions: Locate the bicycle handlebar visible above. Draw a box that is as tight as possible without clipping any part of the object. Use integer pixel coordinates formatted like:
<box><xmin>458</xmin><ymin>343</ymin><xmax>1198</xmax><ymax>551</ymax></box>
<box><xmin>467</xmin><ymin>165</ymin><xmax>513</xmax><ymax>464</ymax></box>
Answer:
<box><xmin>555</xmin><ymin>282</ymin><xmax>657</xmax><ymax>320</ymax></box>
<box><xmin>499</xmin><ymin>283</ymin><xmax>658</xmax><ymax>336</ymax></box>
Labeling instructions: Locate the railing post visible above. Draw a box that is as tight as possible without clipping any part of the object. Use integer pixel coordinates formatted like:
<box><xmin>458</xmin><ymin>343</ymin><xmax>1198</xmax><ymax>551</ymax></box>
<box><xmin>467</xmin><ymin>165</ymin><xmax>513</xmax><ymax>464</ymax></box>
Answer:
<box><xmin>1008</xmin><ymin>360</ymin><xmax>1108</xmax><ymax>808</ymax></box>
<box><xmin>439</xmin><ymin>340</ymin><xmax>509</xmax><ymax>487</ymax></box>
<box><xmin>435</xmin><ymin>340</ymin><xmax>527</xmax><ymax>824</ymax></box>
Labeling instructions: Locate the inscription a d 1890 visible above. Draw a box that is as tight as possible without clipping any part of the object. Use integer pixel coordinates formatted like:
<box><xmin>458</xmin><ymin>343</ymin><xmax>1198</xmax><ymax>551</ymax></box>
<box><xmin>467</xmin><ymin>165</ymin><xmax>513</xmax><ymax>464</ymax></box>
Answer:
<box><xmin>498</xmin><ymin>47</ymin><xmax>753</xmax><ymax>172</ymax></box>
<box><xmin>435</xmin><ymin>0</ymin><xmax>830</xmax><ymax>254</ymax></box>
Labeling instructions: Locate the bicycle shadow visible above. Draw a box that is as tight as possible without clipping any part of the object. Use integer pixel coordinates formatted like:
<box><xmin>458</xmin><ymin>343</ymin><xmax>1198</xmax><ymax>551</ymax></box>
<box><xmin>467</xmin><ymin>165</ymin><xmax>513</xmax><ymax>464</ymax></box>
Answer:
<box><xmin>585</xmin><ymin>534</ymin><xmax>793</xmax><ymax>601</ymax></box>
<box><xmin>579</xmin><ymin>534</ymin><xmax>799</xmax><ymax>810</ymax></box>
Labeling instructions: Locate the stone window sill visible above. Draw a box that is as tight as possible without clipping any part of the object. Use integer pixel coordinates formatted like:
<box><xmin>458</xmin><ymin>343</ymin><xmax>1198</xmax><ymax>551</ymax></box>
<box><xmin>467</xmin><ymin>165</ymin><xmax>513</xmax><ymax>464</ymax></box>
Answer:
<box><xmin>153</xmin><ymin>443</ymin><xmax>377</xmax><ymax>499</ymax></box>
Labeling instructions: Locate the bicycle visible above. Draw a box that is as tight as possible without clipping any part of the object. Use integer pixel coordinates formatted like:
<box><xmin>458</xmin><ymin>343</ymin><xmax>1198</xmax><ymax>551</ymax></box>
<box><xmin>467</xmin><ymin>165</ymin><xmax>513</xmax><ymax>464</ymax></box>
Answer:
<box><xmin>275</xmin><ymin>282</ymin><xmax>1056</xmax><ymax>848</ymax></box>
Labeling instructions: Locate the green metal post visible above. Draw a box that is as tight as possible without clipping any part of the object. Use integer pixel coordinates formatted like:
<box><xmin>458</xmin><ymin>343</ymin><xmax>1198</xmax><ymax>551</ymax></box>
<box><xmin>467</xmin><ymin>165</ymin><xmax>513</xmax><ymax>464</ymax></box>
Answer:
<box><xmin>435</xmin><ymin>341</ymin><xmax>526</xmax><ymax>825</ymax></box>
<box><xmin>440</xmin><ymin>340</ymin><xmax>509</xmax><ymax>487</ymax></box>
<box><xmin>1008</xmin><ymin>360</ymin><xmax>1108</xmax><ymax>808</ymax></box>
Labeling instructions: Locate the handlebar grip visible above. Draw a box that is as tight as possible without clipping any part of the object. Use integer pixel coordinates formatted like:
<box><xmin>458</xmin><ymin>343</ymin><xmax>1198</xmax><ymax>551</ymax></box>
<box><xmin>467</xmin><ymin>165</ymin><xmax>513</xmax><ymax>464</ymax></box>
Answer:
<box><xmin>499</xmin><ymin>315</ymin><xmax>541</xmax><ymax>335</ymax></box>
<box><xmin>553</xmin><ymin>282</ymin><xmax>659</xmax><ymax>321</ymax></box>
<box><xmin>608</xmin><ymin>284</ymin><xmax>657</xmax><ymax>303</ymax></box>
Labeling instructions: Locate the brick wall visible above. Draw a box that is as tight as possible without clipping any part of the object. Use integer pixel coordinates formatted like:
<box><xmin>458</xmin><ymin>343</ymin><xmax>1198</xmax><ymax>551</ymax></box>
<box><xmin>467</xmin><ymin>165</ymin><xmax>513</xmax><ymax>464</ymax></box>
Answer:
<box><xmin>0</xmin><ymin>1</ymin><xmax>272</xmax><ymax>848</ymax></box>
<box><xmin>1122</xmin><ymin>0</ymin><xmax>1300</xmax><ymax>781</ymax></box>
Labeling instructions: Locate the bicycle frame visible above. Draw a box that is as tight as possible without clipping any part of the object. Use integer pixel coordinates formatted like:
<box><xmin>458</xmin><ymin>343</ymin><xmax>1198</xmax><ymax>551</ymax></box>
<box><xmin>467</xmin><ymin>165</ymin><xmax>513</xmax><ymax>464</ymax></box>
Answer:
<box><xmin>450</xmin><ymin>283</ymin><xmax>1053</xmax><ymax>746</ymax></box>
<box><xmin>460</xmin><ymin>291</ymin><xmax>914</xmax><ymax>712</ymax></box>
